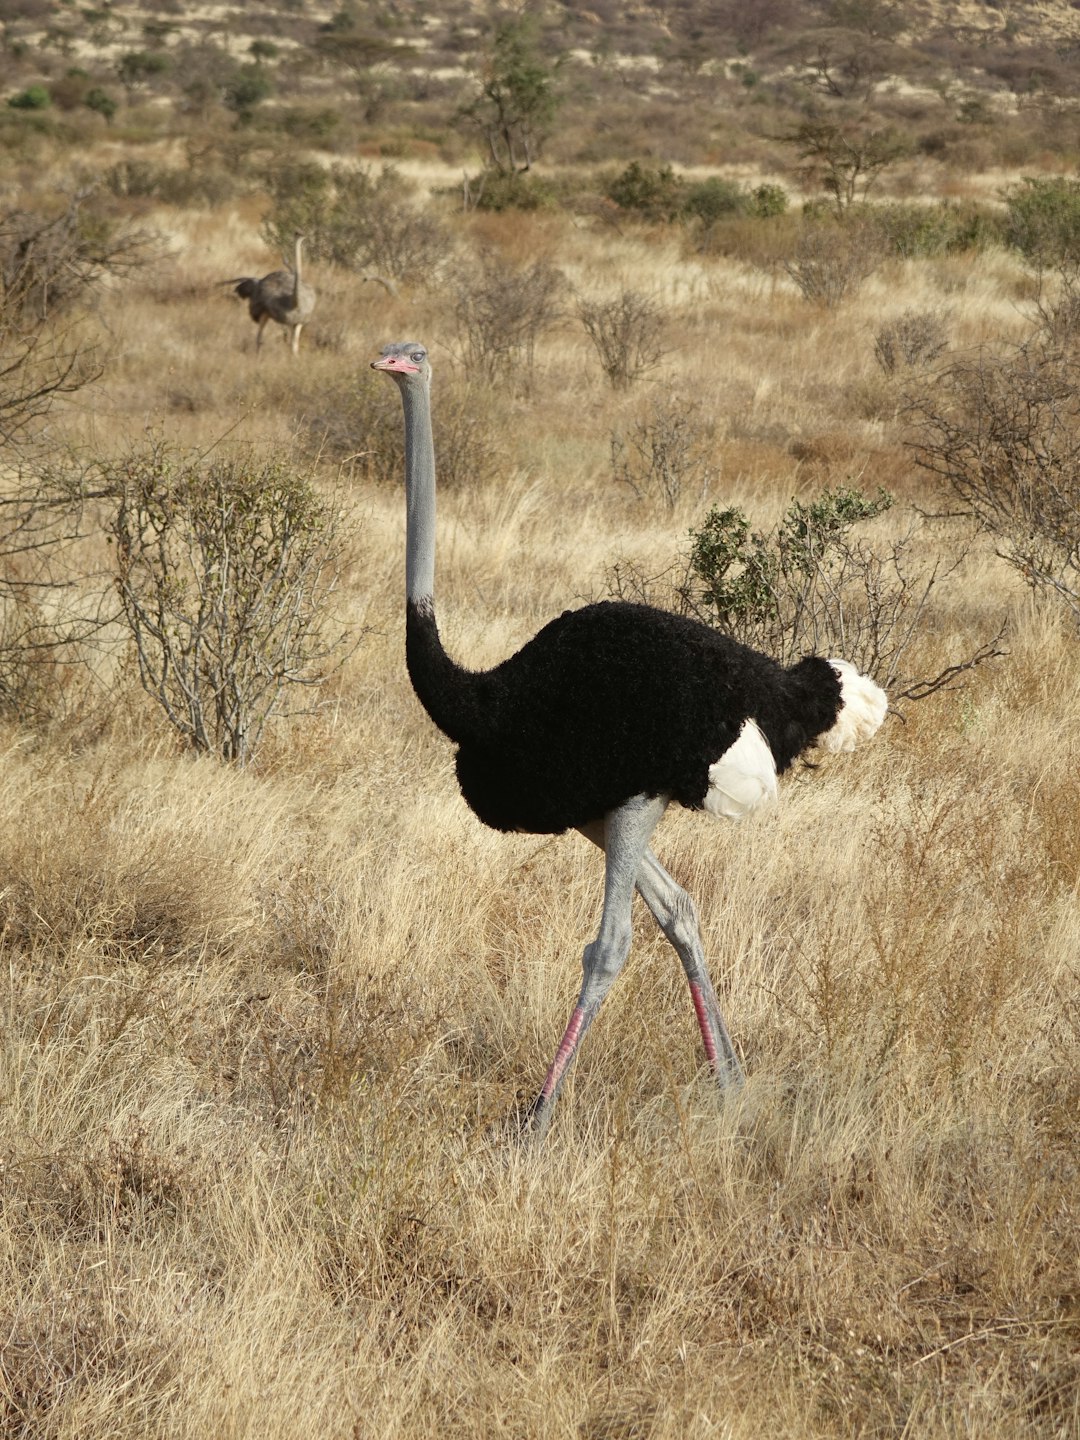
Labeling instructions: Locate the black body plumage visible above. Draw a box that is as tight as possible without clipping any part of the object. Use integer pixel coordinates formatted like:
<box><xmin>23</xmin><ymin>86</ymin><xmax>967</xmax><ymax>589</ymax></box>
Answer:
<box><xmin>406</xmin><ymin>598</ymin><xmax>843</xmax><ymax>835</ymax></box>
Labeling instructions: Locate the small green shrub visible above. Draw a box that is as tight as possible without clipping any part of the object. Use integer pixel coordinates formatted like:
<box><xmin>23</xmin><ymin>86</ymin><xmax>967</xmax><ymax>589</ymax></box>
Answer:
<box><xmin>605</xmin><ymin>161</ymin><xmax>684</xmax><ymax>222</ymax></box>
<box><xmin>8</xmin><ymin>86</ymin><xmax>51</xmax><ymax>111</ymax></box>
<box><xmin>748</xmin><ymin>183</ymin><xmax>788</xmax><ymax>218</ymax></box>
<box><xmin>224</xmin><ymin>64</ymin><xmax>273</xmax><ymax>123</ymax></box>
<box><xmin>683</xmin><ymin>177</ymin><xmax>746</xmax><ymax>225</ymax></box>
<box><xmin>464</xmin><ymin>170</ymin><xmax>559</xmax><ymax>212</ymax></box>
<box><xmin>876</xmin><ymin>201</ymin><xmax>1001</xmax><ymax>258</ymax></box>
<box><xmin>84</xmin><ymin>87</ymin><xmax>117</xmax><ymax>123</ymax></box>
<box><xmin>1005</xmin><ymin>175</ymin><xmax>1080</xmax><ymax>270</ymax></box>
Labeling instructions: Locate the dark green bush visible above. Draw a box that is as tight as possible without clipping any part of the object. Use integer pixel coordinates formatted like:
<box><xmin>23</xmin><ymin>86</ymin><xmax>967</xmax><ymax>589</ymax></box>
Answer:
<box><xmin>875</xmin><ymin>201</ymin><xmax>1001</xmax><ymax>258</ymax></box>
<box><xmin>224</xmin><ymin>64</ymin><xmax>273</xmax><ymax>122</ymax></box>
<box><xmin>748</xmin><ymin>183</ymin><xmax>788</xmax><ymax>218</ymax></box>
<box><xmin>466</xmin><ymin>169</ymin><xmax>559</xmax><ymax>212</ymax></box>
<box><xmin>683</xmin><ymin>177</ymin><xmax>746</xmax><ymax>225</ymax></box>
<box><xmin>8</xmin><ymin>86</ymin><xmax>51</xmax><ymax>111</ymax></box>
<box><xmin>84</xmin><ymin>88</ymin><xmax>117</xmax><ymax>123</ymax></box>
<box><xmin>1005</xmin><ymin>176</ymin><xmax>1080</xmax><ymax>269</ymax></box>
<box><xmin>605</xmin><ymin>162</ymin><xmax>685</xmax><ymax>222</ymax></box>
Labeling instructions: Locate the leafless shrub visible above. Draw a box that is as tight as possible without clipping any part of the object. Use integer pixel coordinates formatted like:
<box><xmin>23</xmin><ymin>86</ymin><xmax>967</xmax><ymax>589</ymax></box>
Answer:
<box><xmin>577</xmin><ymin>288</ymin><xmax>665</xmax><ymax>389</ymax></box>
<box><xmin>0</xmin><ymin>192</ymin><xmax>159</xmax><ymax>323</ymax></box>
<box><xmin>874</xmin><ymin>309</ymin><xmax>949</xmax><ymax>374</ymax></box>
<box><xmin>448</xmin><ymin>250</ymin><xmax>565</xmax><ymax>381</ymax></box>
<box><xmin>0</xmin><ymin>192</ymin><xmax>157</xmax><ymax>448</ymax></box>
<box><xmin>1029</xmin><ymin>266</ymin><xmax>1080</xmax><ymax>352</ymax></box>
<box><xmin>93</xmin><ymin>442</ymin><xmax>351</xmax><ymax>763</ymax></box>
<box><xmin>610</xmin><ymin>393</ymin><xmax>718</xmax><ymax>511</ymax></box>
<box><xmin>782</xmin><ymin>216</ymin><xmax>886</xmax><ymax>307</ymax></box>
<box><xmin>908</xmin><ymin>340</ymin><xmax>1080</xmax><ymax>621</ymax></box>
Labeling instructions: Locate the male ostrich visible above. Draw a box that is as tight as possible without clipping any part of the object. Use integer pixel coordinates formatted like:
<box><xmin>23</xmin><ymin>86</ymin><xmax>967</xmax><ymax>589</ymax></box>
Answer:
<box><xmin>372</xmin><ymin>341</ymin><xmax>887</xmax><ymax>1140</ymax></box>
<box><xmin>226</xmin><ymin>233</ymin><xmax>316</xmax><ymax>355</ymax></box>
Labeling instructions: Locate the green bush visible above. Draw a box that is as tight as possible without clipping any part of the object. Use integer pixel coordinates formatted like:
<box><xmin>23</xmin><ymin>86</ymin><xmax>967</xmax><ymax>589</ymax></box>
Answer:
<box><xmin>683</xmin><ymin>177</ymin><xmax>746</xmax><ymax>225</ymax></box>
<box><xmin>1005</xmin><ymin>176</ymin><xmax>1080</xmax><ymax>269</ymax></box>
<box><xmin>84</xmin><ymin>87</ymin><xmax>117</xmax><ymax>123</ymax></box>
<box><xmin>466</xmin><ymin>169</ymin><xmax>559</xmax><ymax>212</ymax></box>
<box><xmin>606</xmin><ymin>162</ymin><xmax>684</xmax><ymax>222</ymax></box>
<box><xmin>609</xmin><ymin>485</ymin><xmax>998</xmax><ymax>699</ymax></box>
<box><xmin>748</xmin><ymin>183</ymin><xmax>788</xmax><ymax>219</ymax></box>
<box><xmin>606</xmin><ymin>164</ymin><xmax>788</xmax><ymax>229</ymax></box>
<box><xmin>876</xmin><ymin>201</ymin><xmax>1001</xmax><ymax>258</ymax></box>
<box><xmin>224</xmin><ymin>64</ymin><xmax>273</xmax><ymax>122</ymax></box>
<box><xmin>8</xmin><ymin>86</ymin><xmax>51</xmax><ymax>111</ymax></box>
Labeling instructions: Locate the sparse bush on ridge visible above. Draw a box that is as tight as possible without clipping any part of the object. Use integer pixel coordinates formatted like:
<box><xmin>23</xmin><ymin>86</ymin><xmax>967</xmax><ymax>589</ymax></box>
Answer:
<box><xmin>448</xmin><ymin>249</ymin><xmax>565</xmax><ymax>381</ymax></box>
<box><xmin>577</xmin><ymin>288</ymin><xmax>665</xmax><ymax>390</ymax></box>
<box><xmin>909</xmin><ymin>337</ymin><xmax>1080</xmax><ymax>623</ymax></box>
<box><xmin>610</xmin><ymin>392</ymin><xmax>717</xmax><ymax>509</ymax></box>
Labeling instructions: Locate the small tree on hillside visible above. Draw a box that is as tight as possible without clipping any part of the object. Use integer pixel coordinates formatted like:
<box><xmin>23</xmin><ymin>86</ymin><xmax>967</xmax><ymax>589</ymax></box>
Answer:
<box><xmin>790</xmin><ymin>119</ymin><xmax>909</xmax><ymax>214</ymax></box>
<box><xmin>458</xmin><ymin>17</ymin><xmax>562</xmax><ymax>175</ymax></box>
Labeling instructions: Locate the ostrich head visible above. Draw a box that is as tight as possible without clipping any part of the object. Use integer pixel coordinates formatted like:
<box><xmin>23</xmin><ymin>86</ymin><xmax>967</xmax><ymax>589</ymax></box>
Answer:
<box><xmin>371</xmin><ymin>342</ymin><xmax>430</xmax><ymax>383</ymax></box>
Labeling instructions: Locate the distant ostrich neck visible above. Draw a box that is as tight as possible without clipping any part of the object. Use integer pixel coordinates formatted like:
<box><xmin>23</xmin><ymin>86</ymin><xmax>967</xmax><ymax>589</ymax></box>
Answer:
<box><xmin>293</xmin><ymin>235</ymin><xmax>303</xmax><ymax>307</ymax></box>
<box><xmin>399</xmin><ymin>369</ymin><xmax>437</xmax><ymax>606</ymax></box>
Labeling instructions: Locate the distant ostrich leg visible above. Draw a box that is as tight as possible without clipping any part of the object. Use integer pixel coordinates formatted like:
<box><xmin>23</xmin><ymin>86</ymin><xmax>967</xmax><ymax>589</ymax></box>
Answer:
<box><xmin>372</xmin><ymin>342</ymin><xmax>888</xmax><ymax>1142</ymax></box>
<box><xmin>225</xmin><ymin>233</ymin><xmax>316</xmax><ymax>355</ymax></box>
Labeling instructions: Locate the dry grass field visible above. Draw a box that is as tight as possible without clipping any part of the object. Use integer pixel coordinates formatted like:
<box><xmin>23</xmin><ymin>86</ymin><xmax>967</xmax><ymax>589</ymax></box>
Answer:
<box><xmin>1</xmin><ymin>4</ymin><xmax>1079</xmax><ymax>1434</ymax></box>
<box><xmin>0</xmin><ymin>192</ymin><xmax>1075</xmax><ymax>1438</ymax></box>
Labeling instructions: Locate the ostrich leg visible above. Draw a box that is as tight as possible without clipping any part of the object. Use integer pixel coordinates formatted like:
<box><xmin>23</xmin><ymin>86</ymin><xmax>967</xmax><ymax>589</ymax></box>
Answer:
<box><xmin>525</xmin><ymin>794</ymin><xmax>666</xmax><ymax>1142</ymax></box>
<box><xmin>579</xmin><ymin>825</ymin><xmax>744</xmax><ymax>1090</ymax></box>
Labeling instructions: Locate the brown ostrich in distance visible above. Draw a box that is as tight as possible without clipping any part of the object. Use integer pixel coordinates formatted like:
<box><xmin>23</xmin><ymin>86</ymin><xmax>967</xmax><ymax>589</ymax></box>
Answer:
<box><xmin>225</xmin><ymin>233</ymin><xmax>316</xmax><ymax>355</ymax></box>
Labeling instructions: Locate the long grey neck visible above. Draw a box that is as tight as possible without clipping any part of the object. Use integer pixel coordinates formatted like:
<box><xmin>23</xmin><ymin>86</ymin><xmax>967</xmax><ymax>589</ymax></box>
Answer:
<box><xmin>400</xmin><ymin>377</ymin><xmax>436</xmax><ymax>605</ymax></box>
<box><xmin>292</xmin><ymin>236</ymin><xmax>302</xmax><ymax>304</ymax></box>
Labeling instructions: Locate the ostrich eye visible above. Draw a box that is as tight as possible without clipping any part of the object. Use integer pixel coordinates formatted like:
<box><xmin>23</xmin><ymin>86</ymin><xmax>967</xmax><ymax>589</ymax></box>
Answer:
<box><xmin>410</xmin><ymin>349</ymin><xmax>426</xmax><ymax>363</ymax></box>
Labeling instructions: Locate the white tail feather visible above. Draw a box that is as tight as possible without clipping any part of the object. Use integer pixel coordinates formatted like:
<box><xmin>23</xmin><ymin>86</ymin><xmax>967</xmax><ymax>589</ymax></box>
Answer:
<box><xmin>704</xmin><ymin>718</ymin><xmax>778</xmax><ymax>820</ymax></box>
<box><xmin>819</xmin><ymin>660</ymin><xmax>888</xmax><ymax>753</ymax></box>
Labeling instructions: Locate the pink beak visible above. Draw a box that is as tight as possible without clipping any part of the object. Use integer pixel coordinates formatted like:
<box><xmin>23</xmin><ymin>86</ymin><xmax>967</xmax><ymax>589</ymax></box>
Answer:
<box><xmin>371</xmin><ymin>354</ymin><xmax>420</xmax><ymax>374</ymax></box>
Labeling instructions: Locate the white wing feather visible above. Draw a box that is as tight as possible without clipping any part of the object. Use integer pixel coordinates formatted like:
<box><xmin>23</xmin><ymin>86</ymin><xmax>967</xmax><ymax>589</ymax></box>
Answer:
<box><xmin>704</xmin><ymin>718</ymin><xmax>778</xmax><ymax>821</ymax></box>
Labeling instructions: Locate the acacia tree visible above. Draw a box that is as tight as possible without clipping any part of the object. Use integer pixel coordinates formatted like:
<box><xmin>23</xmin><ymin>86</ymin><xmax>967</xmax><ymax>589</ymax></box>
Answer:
<box><xmin>458</xmin><ymin>17</ymin><xmax>561</xmax><ymax>175</ymax></box>
<box><xmin>790</xmin><ymin>119</ymin><xmax>908</xmax><ymax>213</ymax></box>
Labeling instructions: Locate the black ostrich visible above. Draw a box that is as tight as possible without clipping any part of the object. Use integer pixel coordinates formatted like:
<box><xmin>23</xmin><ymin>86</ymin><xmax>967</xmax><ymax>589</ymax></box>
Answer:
<box><xmin>372</xmin><ymin>341</ymin><xmax>888</xmax><ymax>1140</ymax></box>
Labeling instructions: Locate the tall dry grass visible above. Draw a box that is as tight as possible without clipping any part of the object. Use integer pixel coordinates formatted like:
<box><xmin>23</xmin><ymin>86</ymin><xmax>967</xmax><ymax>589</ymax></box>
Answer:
<box><xmin>0</xmin><ymin>197</ymin><xmax>1077</xmax><ymax>1439</ymax></box>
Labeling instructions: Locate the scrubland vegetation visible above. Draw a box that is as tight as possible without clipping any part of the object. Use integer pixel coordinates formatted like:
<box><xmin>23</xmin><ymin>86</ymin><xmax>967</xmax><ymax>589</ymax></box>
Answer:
<box><xmin>0</xmin><ymin>1</ymin><xmax>1078</xmax><ymax>1435</ymax></box>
